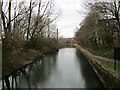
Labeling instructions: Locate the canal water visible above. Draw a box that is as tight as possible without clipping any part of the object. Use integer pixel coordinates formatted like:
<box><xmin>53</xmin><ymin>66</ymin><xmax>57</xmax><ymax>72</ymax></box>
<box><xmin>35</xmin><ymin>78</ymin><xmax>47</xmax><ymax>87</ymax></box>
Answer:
<box><xmin>1</xmin><ymin>48</ymin><xmax>104</xmax><ymax>89</ymax></box>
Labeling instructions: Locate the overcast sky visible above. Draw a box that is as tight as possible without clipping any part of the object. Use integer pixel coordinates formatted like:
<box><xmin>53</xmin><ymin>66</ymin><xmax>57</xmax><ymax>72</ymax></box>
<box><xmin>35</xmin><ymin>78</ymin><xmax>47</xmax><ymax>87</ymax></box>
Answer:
<box><xmin>54</xmin><ymin>0</ymin><xmax>90</xmax><ymax>38</ymax></box>
<box><xmin>2</xmin><ymin>0</ymin><xmax>111</xmax><ymax>38</ymax></box>
<box><xmin>54</xmin><ymin>0</ymin><xmax>112</xmax><ymax>38</ymax></box>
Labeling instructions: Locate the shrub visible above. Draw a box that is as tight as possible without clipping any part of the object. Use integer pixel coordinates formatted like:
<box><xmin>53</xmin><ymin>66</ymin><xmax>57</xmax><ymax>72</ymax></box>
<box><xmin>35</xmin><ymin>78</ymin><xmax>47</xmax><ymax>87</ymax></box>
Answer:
<box><xmin>25</xmin><ymin>37</ymin><xmax>59</xmax><ymax>51</ymax></box>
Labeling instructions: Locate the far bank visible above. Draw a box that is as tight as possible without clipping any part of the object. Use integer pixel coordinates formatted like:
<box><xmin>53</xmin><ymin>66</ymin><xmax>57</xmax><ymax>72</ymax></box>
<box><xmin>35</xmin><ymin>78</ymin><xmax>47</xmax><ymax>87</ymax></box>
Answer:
<box><xmin>2</xmin><ymin>37</ymin><xmax>60</xmax><ymax>80</ymax></box>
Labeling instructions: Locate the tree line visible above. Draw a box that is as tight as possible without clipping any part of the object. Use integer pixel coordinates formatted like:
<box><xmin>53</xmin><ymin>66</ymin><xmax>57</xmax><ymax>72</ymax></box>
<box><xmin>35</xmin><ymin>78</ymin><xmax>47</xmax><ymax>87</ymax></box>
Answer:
<box><xmin>75</xmin><ymin>1</ymin><xmax>120</xmax><ymax>51</ymax></box>
<box><xmin>1</xmin><ymin>0</ymin><xmax>59</xmax><ymax>61</ymax></box>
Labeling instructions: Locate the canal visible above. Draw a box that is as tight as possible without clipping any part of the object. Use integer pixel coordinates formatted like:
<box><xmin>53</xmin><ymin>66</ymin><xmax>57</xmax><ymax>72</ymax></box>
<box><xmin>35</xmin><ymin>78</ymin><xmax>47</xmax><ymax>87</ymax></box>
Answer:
<box><xmin>1</xmin><ymin>48</ymin><xmax>104</xmax><ymax>88</ymax></box>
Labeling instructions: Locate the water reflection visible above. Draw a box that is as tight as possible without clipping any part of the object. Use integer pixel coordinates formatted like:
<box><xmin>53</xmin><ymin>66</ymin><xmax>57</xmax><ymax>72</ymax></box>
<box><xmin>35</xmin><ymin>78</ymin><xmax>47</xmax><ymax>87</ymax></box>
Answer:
<box><xmin>76</xmin><ymin>49</ymin><xmax>104</xmax><ymax>89</ymax></box>
<box><xmin>17</xmin><ymin>53</ymin><xmax>58</xmax><ymax>88</ymax></box>
<box><xmin>2</xmin><ymin>48</ymin><xmax>104</xmax><ymax>89</ymax></box>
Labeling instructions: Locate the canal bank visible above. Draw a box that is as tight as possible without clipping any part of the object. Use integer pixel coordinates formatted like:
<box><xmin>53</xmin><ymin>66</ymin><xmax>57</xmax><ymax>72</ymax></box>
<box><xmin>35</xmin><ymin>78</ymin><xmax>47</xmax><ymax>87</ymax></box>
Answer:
<box><xmin>1</xmin><ymin>48</ymin><xmax>105</xmax><ymax>88</ymax></box>
<box><xmin>75</xmin><ymin>44</ymin><xmax>120</xmax><ymax>89</ymax></box>
<box><xmin>2</xmin><ymin>47</ymin><xmax>59</xmax><ymax>80</ymax></box>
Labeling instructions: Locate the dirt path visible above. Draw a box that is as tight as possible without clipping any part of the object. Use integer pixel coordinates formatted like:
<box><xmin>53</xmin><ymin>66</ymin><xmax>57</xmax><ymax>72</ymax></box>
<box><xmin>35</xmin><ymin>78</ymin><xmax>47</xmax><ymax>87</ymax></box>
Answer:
<box><xmin>75</xmin><ymin>44</ymin><xmax>120</xmax><ymax>65</ymax></box>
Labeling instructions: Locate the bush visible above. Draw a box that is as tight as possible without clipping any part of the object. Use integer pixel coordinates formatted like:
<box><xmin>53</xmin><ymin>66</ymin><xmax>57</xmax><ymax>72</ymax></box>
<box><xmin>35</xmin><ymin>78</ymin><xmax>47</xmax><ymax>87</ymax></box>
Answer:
<box><xmin>25</xmin><ymin>37</ymin><xmax>59</xmax><ymax>51</ymax></box>
<box><xmin>3</xmin><ymin>32</ymin><xmax>25</xmax><ymax>61</ymax></box>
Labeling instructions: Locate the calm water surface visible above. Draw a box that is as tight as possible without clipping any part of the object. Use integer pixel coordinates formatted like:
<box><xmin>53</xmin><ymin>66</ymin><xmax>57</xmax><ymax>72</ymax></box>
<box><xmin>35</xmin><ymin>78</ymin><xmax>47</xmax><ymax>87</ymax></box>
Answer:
<box><xmin>2</xmin><ymin>48</ymin><xmax>104</xmax><ymax>88</ymax></box>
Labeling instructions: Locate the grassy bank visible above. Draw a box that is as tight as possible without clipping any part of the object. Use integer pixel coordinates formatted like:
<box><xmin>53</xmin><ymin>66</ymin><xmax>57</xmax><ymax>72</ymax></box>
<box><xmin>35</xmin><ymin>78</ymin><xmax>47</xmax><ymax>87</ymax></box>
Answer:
<box><xmin>87</xmin><ymin>48</ymin><xmax>114</xmax><ymax>59</ymax></box>
<box><xmin>95</xmin><ymin>58</ymin><xmax>120</xmax><ymax>75</ymax></box>
<box><xmin>76</xmin><ymin>44</ymin><xmax>120</xmax><ymax>75</ymax></box>
<box><xmin>75</xmin><ymin>44</ymin><xmax>120</xmax><ymax>88</ymax></box>
<box><xmin>86</xmin><ymin>47</ymin><xmax>120</xmax><ymax>74</ymax></box>
<box><xmin>2</xmin><ymin>47</ymin><xmax>59</xmax><ymax>79</ymax></box>
<box><xmin>94</xmin><ymin>48</ymin><xmax>114</xmax><ymax>59</ymax></box>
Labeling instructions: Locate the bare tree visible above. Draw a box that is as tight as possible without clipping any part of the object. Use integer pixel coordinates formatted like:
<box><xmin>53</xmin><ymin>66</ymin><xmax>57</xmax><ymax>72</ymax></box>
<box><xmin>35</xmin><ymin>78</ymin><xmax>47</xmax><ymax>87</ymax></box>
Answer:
<box><xmin>30</xmin><ymin>0</ymin><xmax>59</xmax><ymax>39</ymax></box>
<box><xmin>1</xmin><ymin>0</ymin><xmax>59</xmax><ymax>59</ymax></box>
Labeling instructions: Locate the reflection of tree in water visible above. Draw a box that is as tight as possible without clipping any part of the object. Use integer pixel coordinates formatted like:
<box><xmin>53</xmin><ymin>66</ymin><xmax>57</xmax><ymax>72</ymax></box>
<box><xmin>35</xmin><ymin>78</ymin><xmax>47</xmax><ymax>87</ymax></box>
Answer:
<box><xmin>76</xmin><ymin>49</ymin><xmax>104</xmax><ymax>89</ymax></box>
<box><xmin>2</xmin><ymin>53</ymin><xmax>58</xmax><ymax>89</ymax></box>
<box><xmin>19</xmin><ymin>67</ymin><xmax>31</xmax><ymax>88</ymax></box>
<box><xmin>11</xmin><ymin>64</ymin><xmax>36</xmax><ymax>88</ymax></box>
<box><xmin>25</xmin><ymin>53</ymin><xmax>58</xmax><ymax>88</ymax></box>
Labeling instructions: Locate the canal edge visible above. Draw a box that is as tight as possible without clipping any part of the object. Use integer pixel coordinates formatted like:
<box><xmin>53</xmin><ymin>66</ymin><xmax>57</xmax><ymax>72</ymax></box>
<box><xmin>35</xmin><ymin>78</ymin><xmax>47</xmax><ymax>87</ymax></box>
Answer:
<box><xmin>1</xmin><ymin>49</ymin><xmax>59</xmax><ymax>89</ymax></box>
<box><xmin>75</xmin><ymin>44</ymin><xmax>120</xmax><ymax>89</ymax></box>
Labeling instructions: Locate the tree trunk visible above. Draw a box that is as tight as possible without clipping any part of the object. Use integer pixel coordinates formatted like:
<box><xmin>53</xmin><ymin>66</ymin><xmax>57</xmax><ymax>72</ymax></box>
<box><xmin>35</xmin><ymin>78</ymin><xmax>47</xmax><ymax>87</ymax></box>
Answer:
<box><xmin>7</xmin><ymin>0</ymin><xmax>11</xmax><ymax>32</ymax></box>
<box><xmin>26</xmin><ymin>0</ymin><xmax>32</xmax><ymax>41</ymax></box>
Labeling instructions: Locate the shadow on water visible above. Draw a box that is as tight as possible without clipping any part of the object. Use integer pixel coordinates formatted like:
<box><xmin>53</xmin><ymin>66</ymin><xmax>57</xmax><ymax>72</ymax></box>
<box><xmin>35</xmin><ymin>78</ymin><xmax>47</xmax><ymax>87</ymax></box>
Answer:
<box><xmin>76</xmin><ymin>49</ymin><xmax>105</xmax><ymax>89</ymax></box>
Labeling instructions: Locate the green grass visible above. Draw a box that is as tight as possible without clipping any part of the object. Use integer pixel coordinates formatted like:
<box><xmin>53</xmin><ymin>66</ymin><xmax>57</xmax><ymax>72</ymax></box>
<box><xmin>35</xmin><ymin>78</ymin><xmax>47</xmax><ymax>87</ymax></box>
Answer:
<box><xmin>95</xmin><ymin>58</ymin><xmax>120</xmax><ymax>74</ymax></box>
<box><xmin>95</xmin><ymin>48</ymin><xmax>114</xmax><ymax>59</ymax></box>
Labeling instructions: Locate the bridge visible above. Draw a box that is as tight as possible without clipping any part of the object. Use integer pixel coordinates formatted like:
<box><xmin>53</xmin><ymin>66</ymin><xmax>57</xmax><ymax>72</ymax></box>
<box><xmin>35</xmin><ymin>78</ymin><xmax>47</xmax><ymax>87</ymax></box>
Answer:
<box><xmin>63</xmin><ymin>38</ymin><xmax>76</xmax><ymax>47</ymax></box>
